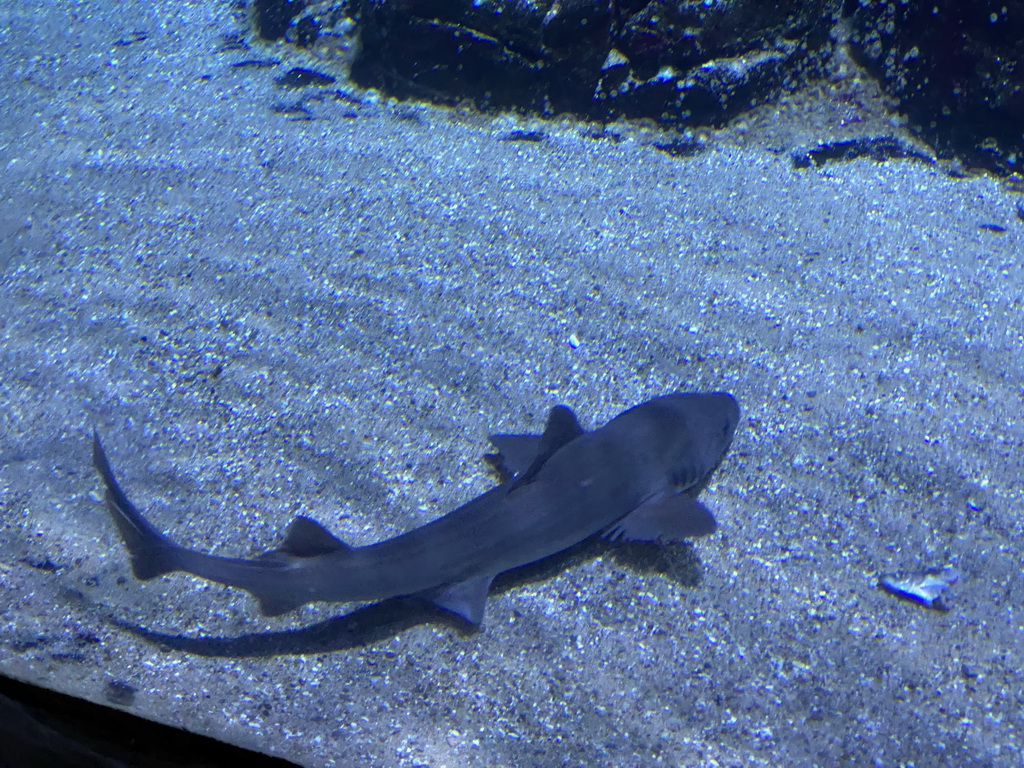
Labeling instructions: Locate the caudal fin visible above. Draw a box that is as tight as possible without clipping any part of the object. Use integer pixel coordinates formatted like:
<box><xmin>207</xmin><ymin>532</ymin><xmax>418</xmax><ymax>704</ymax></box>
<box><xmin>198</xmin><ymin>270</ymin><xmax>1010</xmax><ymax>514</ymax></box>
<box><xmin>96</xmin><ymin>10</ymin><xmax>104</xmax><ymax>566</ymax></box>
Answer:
<box><xmin>92</xmin><ymin>431</ymin><xmax>181</xmax><ymax>580</ymax></box>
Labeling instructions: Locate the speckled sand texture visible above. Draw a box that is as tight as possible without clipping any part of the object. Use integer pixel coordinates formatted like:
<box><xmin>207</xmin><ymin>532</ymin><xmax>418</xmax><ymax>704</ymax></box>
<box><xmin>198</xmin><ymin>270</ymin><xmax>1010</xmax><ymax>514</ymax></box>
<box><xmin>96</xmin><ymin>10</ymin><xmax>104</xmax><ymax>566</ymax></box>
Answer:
<box><xmin>1</xmin><ymin>0</ymin><xmax>1022</xmax><ymax>766</ymax></box>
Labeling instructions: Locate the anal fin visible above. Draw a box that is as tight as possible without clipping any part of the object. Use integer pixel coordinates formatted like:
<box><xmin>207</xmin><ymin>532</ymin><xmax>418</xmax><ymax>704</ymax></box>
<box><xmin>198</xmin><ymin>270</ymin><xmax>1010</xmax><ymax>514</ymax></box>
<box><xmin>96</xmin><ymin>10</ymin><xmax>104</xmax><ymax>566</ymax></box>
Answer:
<box><xmin>247</xmin><ymin>517</ymin><xmax>351</xmax><ymax>616</ymax></box>
<box><xmin>254</xmin><ymin>590</ymin><xmax>309</xmax><ymax>617</ymax></box>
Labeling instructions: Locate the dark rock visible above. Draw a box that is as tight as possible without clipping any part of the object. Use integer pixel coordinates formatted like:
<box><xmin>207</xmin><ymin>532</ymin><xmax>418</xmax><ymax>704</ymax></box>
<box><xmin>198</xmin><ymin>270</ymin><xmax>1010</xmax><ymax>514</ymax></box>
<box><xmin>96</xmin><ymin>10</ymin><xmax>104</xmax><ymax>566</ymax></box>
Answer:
<box><xmin>846</xmin><ymin>0</ymin><xmax>1024</xmax><ymax>175</ymax></box>
<box><xmin>230</xmin><ymin>58</ymin><xmax>281</xmax><ymax>69</ymax></box>
<box><xmin>254</xmin><ymin>0</ymin><xmax>307</xmax><ymax>41</ymax></box>
<box><xmin>104</xmin><ymin>681</ymin><xmax>137</xmax><ymax>707</ymax></box>
<box><xmin>274</xmin><ymin>67</ymin><xmax>337</xmax><ymax>88</ymax></box>
<box><xmin>977</xmin><ymin>222</ymin><xmax>1007</xmax><ymax>233</ymax></box>
<box><xmin>790</xmin><ymin>135</ymin><xmax>934</xmax><ymax>168</ymax></box>
<box><xmin>244</xmin><ymin>0</ymin><xmax>1022</xmax><ymax>173</ymax></box>
<box><xmin>652</xmin><ymin>138</ymin><xmax>702</xmax><ymax>158</ymax></box>
<box><xmin>498</xmin><ymin>130</ymin><xmax>546</xmax><ymax>143</ymax></box>
<box><xmin>343</xmin><ymin>0</ymin><xmax>837</xmax><ymax>123</ymax></box>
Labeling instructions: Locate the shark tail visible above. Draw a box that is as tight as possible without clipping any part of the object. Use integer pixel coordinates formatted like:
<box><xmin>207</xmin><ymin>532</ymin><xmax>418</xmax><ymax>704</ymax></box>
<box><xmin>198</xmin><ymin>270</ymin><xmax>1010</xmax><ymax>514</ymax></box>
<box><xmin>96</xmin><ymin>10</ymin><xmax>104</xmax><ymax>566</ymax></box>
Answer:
<box><xmin>92</xmin><ymin>431</ymin><xmax>182</xmax><ymax>580</ymax></box>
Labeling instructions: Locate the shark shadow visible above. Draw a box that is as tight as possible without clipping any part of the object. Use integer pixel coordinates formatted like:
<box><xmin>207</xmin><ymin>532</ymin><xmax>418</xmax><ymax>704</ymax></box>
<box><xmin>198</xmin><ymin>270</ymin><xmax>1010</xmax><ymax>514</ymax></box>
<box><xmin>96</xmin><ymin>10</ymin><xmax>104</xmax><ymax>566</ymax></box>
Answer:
<box><xmin>107</xmin><ymin>537</ymin><xmax>705</xmax><ymax>657</ymax></box>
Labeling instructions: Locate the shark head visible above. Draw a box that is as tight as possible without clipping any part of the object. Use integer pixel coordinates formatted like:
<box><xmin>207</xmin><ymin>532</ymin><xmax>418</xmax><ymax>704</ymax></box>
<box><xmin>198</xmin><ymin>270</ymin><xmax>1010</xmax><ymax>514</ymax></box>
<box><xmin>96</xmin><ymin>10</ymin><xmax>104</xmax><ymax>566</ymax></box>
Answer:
<box><xmin>612</xmin><ymin>392</ymin><xmax>740</xmax><ymax>493</ymax></box>
<box><xmin>663</xmin><ymin>391</ymin><xmax>739</xmax><ymax>489</ymax></box>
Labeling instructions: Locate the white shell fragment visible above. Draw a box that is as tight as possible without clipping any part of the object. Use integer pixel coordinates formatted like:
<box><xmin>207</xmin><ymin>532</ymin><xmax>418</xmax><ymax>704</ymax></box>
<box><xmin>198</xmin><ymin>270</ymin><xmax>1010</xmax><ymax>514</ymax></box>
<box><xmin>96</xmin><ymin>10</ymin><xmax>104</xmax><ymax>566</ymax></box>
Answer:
<box><xmin>878</xmin><ymin>569</ymin><xmax>959</xmax><ymax>611</ymax></box>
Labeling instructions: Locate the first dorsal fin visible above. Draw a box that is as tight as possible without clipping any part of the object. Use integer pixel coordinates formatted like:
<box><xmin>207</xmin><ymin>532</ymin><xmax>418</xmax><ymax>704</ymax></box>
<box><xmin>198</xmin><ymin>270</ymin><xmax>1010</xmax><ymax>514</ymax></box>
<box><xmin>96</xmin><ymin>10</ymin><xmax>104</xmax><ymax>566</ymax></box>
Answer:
<box><xmin>507</xmin><ymin>405</ymin><xmax>584</xmax><ymax>491</ymax></box>
<box><xmin>279</xmin><ymin>516</ymin><xmax>351</xmax><ymax>557</ymax></box>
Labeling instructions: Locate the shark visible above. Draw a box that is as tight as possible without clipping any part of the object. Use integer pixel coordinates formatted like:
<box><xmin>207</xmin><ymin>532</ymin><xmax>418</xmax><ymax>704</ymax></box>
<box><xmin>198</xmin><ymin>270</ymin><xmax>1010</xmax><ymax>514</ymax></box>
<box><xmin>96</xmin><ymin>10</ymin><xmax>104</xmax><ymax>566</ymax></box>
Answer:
<box><xmin>92</xmin><ymin>392</ymin><xmax>739</xmax><ymax>625</ymax></box>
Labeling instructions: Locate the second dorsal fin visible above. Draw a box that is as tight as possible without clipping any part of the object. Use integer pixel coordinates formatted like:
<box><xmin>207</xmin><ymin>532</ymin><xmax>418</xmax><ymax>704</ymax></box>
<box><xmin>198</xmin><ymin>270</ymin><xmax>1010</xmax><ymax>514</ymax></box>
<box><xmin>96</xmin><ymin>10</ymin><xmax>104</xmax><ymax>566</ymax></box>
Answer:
<box><xmin>279</xmin><ymin>516</ymin><xmax>351</xmax><ymax>557</ymax></box>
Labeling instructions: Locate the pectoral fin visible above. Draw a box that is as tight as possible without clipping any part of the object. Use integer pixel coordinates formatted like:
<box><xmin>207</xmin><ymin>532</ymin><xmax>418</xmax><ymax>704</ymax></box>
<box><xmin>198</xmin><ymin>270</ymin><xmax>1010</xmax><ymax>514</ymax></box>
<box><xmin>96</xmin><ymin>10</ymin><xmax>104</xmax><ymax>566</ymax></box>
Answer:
<box><xmin>604</xmin><ymin>493</ymin><xmax>717</xmax><ymax>543</ymax></box>
<box><xmin>419</xmin><ymin>573</ymin><xmax>495</xmax><ymax>625</ymax></box>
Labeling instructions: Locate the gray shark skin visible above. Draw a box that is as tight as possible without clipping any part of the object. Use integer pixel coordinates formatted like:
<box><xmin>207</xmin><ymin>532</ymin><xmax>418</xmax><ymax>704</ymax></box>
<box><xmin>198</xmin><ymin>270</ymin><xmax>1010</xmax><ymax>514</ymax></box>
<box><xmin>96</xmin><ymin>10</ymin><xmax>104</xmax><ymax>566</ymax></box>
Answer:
<box><xmin>92</xmin><ymin>392</ymin><xmax>739</xmax><ymax>626</ymax></box>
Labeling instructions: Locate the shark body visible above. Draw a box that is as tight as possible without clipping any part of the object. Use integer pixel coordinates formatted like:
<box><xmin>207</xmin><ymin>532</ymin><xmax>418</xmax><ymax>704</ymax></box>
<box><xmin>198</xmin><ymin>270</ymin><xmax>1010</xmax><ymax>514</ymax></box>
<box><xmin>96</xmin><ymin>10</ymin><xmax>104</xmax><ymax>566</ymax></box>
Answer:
<box><xmin>92</xmin><ymin>392</ymin><xmax>739</xmax><ymax>625</ymax></box>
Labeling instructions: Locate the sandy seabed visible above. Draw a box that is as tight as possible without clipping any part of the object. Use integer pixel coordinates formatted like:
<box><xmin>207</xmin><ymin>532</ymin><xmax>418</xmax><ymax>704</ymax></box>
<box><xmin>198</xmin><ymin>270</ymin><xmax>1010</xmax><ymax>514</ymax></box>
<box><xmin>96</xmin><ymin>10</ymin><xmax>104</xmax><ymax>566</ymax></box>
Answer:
<box><xmin>1</xmin><ymin>0</ymin><xmax>1022</xmax><ymax>765</ymax></box>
